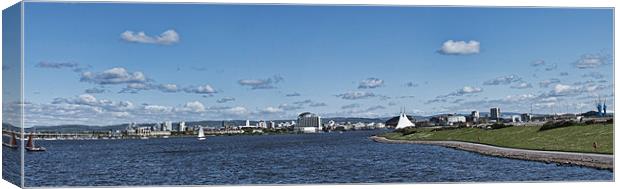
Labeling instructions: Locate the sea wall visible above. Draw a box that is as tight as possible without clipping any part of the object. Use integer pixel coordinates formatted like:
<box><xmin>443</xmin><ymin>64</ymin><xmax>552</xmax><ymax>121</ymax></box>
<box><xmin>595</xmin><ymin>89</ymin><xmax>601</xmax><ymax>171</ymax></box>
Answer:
<box><xmin>370</xmin><ymin>136</ymin><xmax>614</xmax><ymax>171</ymax></box>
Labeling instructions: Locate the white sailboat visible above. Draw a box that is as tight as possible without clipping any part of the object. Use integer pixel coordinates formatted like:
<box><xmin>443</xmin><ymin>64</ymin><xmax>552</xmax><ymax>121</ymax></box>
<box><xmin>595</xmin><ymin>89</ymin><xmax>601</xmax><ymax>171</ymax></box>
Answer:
<box><xmin>197</xmin><ymin>126</ymin><xmax>206</xmax><ymax>140</ymax></box>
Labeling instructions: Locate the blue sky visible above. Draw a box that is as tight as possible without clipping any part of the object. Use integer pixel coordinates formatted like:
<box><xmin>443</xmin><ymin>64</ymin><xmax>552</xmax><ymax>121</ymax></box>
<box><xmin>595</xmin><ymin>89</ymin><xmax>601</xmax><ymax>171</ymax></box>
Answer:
<box><xmin>5</xmin><ymin>3</ymin><xmax>614</xmax><ymax>126</ymax></box>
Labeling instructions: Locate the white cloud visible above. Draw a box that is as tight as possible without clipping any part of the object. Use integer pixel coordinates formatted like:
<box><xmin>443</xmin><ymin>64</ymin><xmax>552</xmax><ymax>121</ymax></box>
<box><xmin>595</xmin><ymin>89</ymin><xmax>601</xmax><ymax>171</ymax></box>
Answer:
<box><xmin>544</xmin><ymin>63</ymin><xmax>557</xmax><ymax>71</ymax></box>
<box><xmin>184</xmin><ymin>84</ymin><xmax>217</xmax><ymax>94</ymax></box>
<box><xmin>483</xmin><ymin>75</ymin><xmax>522</xmax><ymax>85</ymax></box>
<box><xmin>336</xmin><ymin>91</ymin><xmax>376</xmax><ymax>100</ymax></box>
<box><xmin>539</xmin><ymin>78</ymin><xmax>561</xmax><ymax>88</ymax></box>
<box><xmin>81</xmin><ymin>67</ymin><xmax>147</xmax><ymax>85</ymax></box>
<box><xmin>216</xmin><ymin>97</ymin><xmax>235</xmax><ymax>103</ymax></box>
<box><xmin>224</xmin><ymin>106</ymin><xmax>249</xmax><ymax>115</ymax></box>
<box><xmin>84</xmin><ymin>88</ymin><xmax>105</xmax><ymax>94</ymax></box>
<box><xmin>120</xmin><ymin>29</ymin><xmax>180</xmax><ymax>45</ymax></box>
<box><xmin>504</xmin><ymin>94</ymin><xmax>536</xmax><ymax>102</ymax></box>
<box><xmin>438</xmin><ymin>40</ymin><xmax>480</xmax><ymax>55</ymax></box>
<box><xmin>36</xmin><ymin>61</ymin><xmax>78</xmax><ymax>69</ymax></box>
<box><xmin>110</xmin><ymin>112</ymin><xmax>130</xmax><ymax>118</ymax></box>
<box><xmin>309</xmin><ymin>102</ymin><xmax>327</xmax><ymax>107</ymax></box>
<box><xmin>278</xmin><ymin>103</ymin><xmax>303</xmax><ymax>111</ymax></box>
<box><xmin>456</xmin><ymin>86</ymin><xmax>483</xmax><ymax>94</ymax></box>
<box><xmin>50</xmin><ymin>94</ymin><xmax>136</xmax><ymax>118</ymax></box>
<box><xmin>158</xmin><ymin>84</ymin><xmax>179</xmax><ymax>92</ymax></box>
<box><xmin>285</xmin><ymin>92</ymin><xmax>301</xmax><ymax>97</ymax></box>
<box><xmin>430</xmin><ymin>86</ymin><xmax>483</xmax><ymax>103</ymax></box>
<box><xmin>511</xmin><ymin>82</ymin><xmax>533</xmax><ymax>89</ymax></box>
<box><xmin>574</xmin><ymin>53</ymin><xmax>608</xmax><ymax>69</ymax></box>
<box><xmin>341</xmin><ymin>104</ymin><xmax>361</xmax><ymax>109</ymax></box>
<box><xmin>540</xmin><ymin>97</ymin><xmax>558</xmax><ymax>102</ymax></box>
<box><xmin>119</xmin><ymin>83</ymin><xmax>151</xmax><ymax>94</ymax></box>
<box><xmin>365</xmin><ymin>105</ymin><xmax>386</xmax><ymax>111</ymax></box>
<box><xmin>182</xmin><ymin>101</ymin><xmax>206</xmax><ymax>113</ymax></box>
<box><xmin>358</xmin><ymin>77</ymin><xmax>384</xmax><ymax>89</ymax></box>
<box><xmin>287</xmin><ymin>99</ymin><xmax>328</xmax><ymax>108</ymax></box>
<box><xmin>143</xmin><ymin>105</ymin><xmax>173</xmax><ymax>113</ymax></box>
<box><xmin>551</xmin><ymin>84</ymin><xmax>580</xmax><ymax>96</ymax></box>
<box><xmin>238</xmin><ymin>75</ymin><xmax>283</xmax><ymax>89</ymax></box>
<box><xmin>530</xmin><ymin>60</ymin><xmax>545</xmax><ymax>67</ymax></box>
<box><xmin>261</xmin><ymin>107</ymin><xmax>284</xmax><ymax>114</ymax></box>
<box><xmin>405</xmin><ymin>82</ymin><xmax>419</xmax><ymax>87</ymax></box>
<box><xmin>582</xmin><ymin>72</ymin><xmax>604</xmax><ymax>79</ymax></box>
<box><xmin>78</xmin><ymin>94</ymin><xmax>98</xmax><ymax>105</ymax></box>
<box><xmin>36</xmin><ymin>61</ymin><xmax>91</xmax><ymax>73</ymax></box>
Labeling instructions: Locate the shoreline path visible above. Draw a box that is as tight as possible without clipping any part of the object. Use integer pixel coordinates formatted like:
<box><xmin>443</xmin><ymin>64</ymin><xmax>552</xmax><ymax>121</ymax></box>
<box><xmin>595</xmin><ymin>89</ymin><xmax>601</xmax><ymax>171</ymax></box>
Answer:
<box><xmin>370</xmin><ymin>136</ymin><xmax>614</xmax><ymax>171</ymax></box>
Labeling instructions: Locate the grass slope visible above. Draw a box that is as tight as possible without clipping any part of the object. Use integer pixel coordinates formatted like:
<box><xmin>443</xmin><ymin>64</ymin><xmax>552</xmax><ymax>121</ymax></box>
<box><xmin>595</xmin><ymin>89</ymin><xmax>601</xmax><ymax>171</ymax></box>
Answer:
<box><xmin>380</xmin><ymin>124</ymin><xmax>613</xmax><ymax>154</ymax></box>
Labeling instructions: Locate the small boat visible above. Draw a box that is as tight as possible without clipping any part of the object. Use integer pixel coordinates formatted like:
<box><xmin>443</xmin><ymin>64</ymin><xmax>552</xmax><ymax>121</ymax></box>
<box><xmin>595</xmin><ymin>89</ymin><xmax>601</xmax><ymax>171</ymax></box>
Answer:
<box><xmin>162</xmin><ymin>136</ymin><xmax>169</xmax><ymax>139</ymax></box>
<box><xmin>25</xmin><ymin>133</ymin><xmax>46</xmax><ymax>152</ymax></box>
<box><xmin>197</xmin><ymin>126</ymin><xmax>206</xmax><ymax>141</ymax></box>
<box><xmin>140</xmin><ymin>136</ymin><xmax>149</xmax><ymax>140</ymax></box>
<box><xmin>2</xmin><ymin>133</ymin><xmax>19</xmax><ymax>149</ymax></box>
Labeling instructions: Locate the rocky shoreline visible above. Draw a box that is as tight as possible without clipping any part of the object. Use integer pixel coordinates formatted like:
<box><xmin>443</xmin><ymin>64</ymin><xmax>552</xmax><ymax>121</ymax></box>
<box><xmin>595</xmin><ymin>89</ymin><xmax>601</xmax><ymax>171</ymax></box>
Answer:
<box><xmin>370</xmin><ymin>136</ymin><xmax>614</xmax><ymax>171</ymax></box>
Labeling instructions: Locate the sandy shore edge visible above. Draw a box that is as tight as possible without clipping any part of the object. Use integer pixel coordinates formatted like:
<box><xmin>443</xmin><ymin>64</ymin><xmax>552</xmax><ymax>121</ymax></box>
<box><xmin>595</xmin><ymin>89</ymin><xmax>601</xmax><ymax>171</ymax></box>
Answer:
<box><xmin>370</xmin><ymin>136</ymin><xmax>614</xmax><ymax>171</ymax></box>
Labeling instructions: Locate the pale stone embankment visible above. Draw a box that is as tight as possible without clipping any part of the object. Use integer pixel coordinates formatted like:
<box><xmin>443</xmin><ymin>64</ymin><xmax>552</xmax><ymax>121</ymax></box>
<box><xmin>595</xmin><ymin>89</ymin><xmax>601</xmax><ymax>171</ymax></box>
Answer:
<box><xmin>370</xmin><ymin>136</ymin><xmax>613</xmax><ymax>171</ymax></box>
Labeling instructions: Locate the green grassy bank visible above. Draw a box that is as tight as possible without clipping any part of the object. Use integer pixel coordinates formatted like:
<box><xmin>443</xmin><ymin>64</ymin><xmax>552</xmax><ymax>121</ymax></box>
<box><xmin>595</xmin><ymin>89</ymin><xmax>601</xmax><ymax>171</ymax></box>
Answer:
<box><xmin>379</xmin><ymin>124</ymin><xmax>613</xmax><ymax>154</ymax></box>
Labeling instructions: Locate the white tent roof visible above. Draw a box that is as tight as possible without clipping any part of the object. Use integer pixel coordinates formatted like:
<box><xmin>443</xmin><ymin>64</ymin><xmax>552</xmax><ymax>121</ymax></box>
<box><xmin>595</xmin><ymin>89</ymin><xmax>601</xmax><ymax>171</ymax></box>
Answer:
<box><xmin>395</xmin><ymin>112</ymin><xmax>415</xmax><ymax>129</ymax></box>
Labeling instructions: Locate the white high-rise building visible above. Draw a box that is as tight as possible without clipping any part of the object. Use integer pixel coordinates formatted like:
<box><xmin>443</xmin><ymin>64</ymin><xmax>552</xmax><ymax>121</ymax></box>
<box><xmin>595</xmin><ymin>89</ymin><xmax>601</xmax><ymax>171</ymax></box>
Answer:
<box><xmin>178</xmin><ymin>121</ymin><xmax>186</xmax><ymax>132</ymax></box>
<box><xmin>163</xmin><ymin>121</ymin><xmax>173</xmax><ymax>131</ymax></box>
<box><xmin>258</xmin><ymin>121</ymin><xmax>267</xmax><ymax>128</ymax></box>
<box><xmin>296</xmin><ymin>112</ymin><xmax>321</xmax><ymax>133</ymax></box>
<box><xmin>471</xmin><ymin>111</ymin><xmax>480</xmax><ymax>122</ymax></box>
<box><xmin>245</xmin><ymin>120</ymin><xmax>250</xmax><ymax>127</ymax></box>
<box><xmin>490</xmin><ymin>107</ymin><xmax>501</xmax><ymax>120</ymax></box>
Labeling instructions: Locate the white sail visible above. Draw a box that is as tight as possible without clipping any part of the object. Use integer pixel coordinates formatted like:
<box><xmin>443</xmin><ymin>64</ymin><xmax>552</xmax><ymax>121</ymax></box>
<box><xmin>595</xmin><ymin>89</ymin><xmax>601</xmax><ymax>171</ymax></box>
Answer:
<box><xmin>197</xmin><ymin>126</ymin><xmax>205</xmax><ymax>138</ymax></box>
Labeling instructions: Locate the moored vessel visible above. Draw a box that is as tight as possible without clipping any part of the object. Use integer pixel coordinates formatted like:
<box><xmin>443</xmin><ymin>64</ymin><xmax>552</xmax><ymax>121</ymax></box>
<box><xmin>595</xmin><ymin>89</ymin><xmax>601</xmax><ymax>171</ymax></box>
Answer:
<box><xmin>25</xmin><ymin>133</ymin><xmax>46</xmax><ymax>152</ymax></box>
<box><xmin>2</xmin><ymin>132</ymin><xmax>19</xmax><ymax>149</ymax></box>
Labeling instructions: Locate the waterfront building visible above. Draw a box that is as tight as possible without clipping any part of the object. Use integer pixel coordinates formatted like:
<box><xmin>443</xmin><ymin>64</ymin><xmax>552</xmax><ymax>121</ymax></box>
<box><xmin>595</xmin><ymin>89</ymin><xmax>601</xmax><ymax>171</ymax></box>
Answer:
<box><xmin>511</xmin><ymin>115</ymin><xmax>522</xmax><ymax>123</ymax></box>
<box><xmin>520</xmin><ymin>113</ymin><xmax>532</xmax><ymax>122</ymax></box>
<box><xmin>150</xmin><ymin>130</ymin><xmax>172</xmax><ymax>137</ymax></box>
<box><xmin>125</xmin><ymin>124</ymin><xmax>136</xmax><ymax>135</ymax></box>
<box><xmin>328</xmin><ymin>120</ymin><xmax>336</xmax><ymax>127</ymax></box>
<box><xmin>163</xmin><ymin>121</ymin><xmax>173</xmax><ymax>131</ymax></box>
<box><xmin>471</xmin><ymin>111</ymin><xmax>480</xmax><ymax>122</ymax></box>
<box><xmin>268</xmin><ymin>121</ymin><xmax>276</xmax><ymax>129</ymax></box>
<box><xmin>278</xmin><ymin>121</ymin><xmax>294</xmax><ymax>128</ymax></box>
<box><xmin>430</xmin><ymin>116</ymin><xmax>448</xmax><ymax>126</ymax></box>
<box><xmin>204</xmin><ymin>129</ymin><xmax>245</xmax><ymax>135</ymax></box>
<box><xmin>395</xmin><ymin>111</ymin><xmax>415</xmax><ymax>129</ymax></box>
<box><xmin>124</xmin><ymin>126</ymin><xmax>171</xmax><ymax>137</ymax></box>
<box><xmin>447</xmin><ymin>116</ymin><xmax>466</xmax><ymax>125</ymax></box>
<box><xmin>353</xmin><ymin>122</ymin><xmax>366</xmax><ymax>130</ymax></box>
<box><xmin>490</xmin><ymin>107</ymin><xmax>501</xmax><ymax>121</ymax></box>
<box><xmin>258</xmin><ymin>121</ymin><xmax>267</xmax><ymax>128</ymax></box>
<box><xmin>178</xmin><ymin>121</ymin><xmax>186</xmax><ymax>132</ymax></box>
<box><xmin>245</xmin><ymin>120</ymin><xmax>250</xmax><ymax>127</ymax></box>
<box><xmin>151</xmin><ymin>123</ymin><xmax>162</xmax><ymax>131</ymax></box>
<box><xmin>296</xmin><ymin>112</ymin><xmax>322</xmax><ymax>133</ymax></box>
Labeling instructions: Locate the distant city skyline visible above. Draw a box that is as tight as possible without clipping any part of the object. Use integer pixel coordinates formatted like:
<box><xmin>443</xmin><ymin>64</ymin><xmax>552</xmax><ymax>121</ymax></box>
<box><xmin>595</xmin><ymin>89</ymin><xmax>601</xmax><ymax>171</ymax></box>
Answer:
<box><xmin>2</xmin><ymin>3</ymin><xmax>614</xmax><ymax>127</ymax></box>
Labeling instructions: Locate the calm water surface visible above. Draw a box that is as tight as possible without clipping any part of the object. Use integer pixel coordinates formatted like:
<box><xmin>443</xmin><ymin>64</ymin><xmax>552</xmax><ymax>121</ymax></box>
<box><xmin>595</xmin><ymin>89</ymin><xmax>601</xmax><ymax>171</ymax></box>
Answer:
<box><xmin>4</xmin><ymin>130</ymin><xmax>613</xmax><ymax>186</ymax></box>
